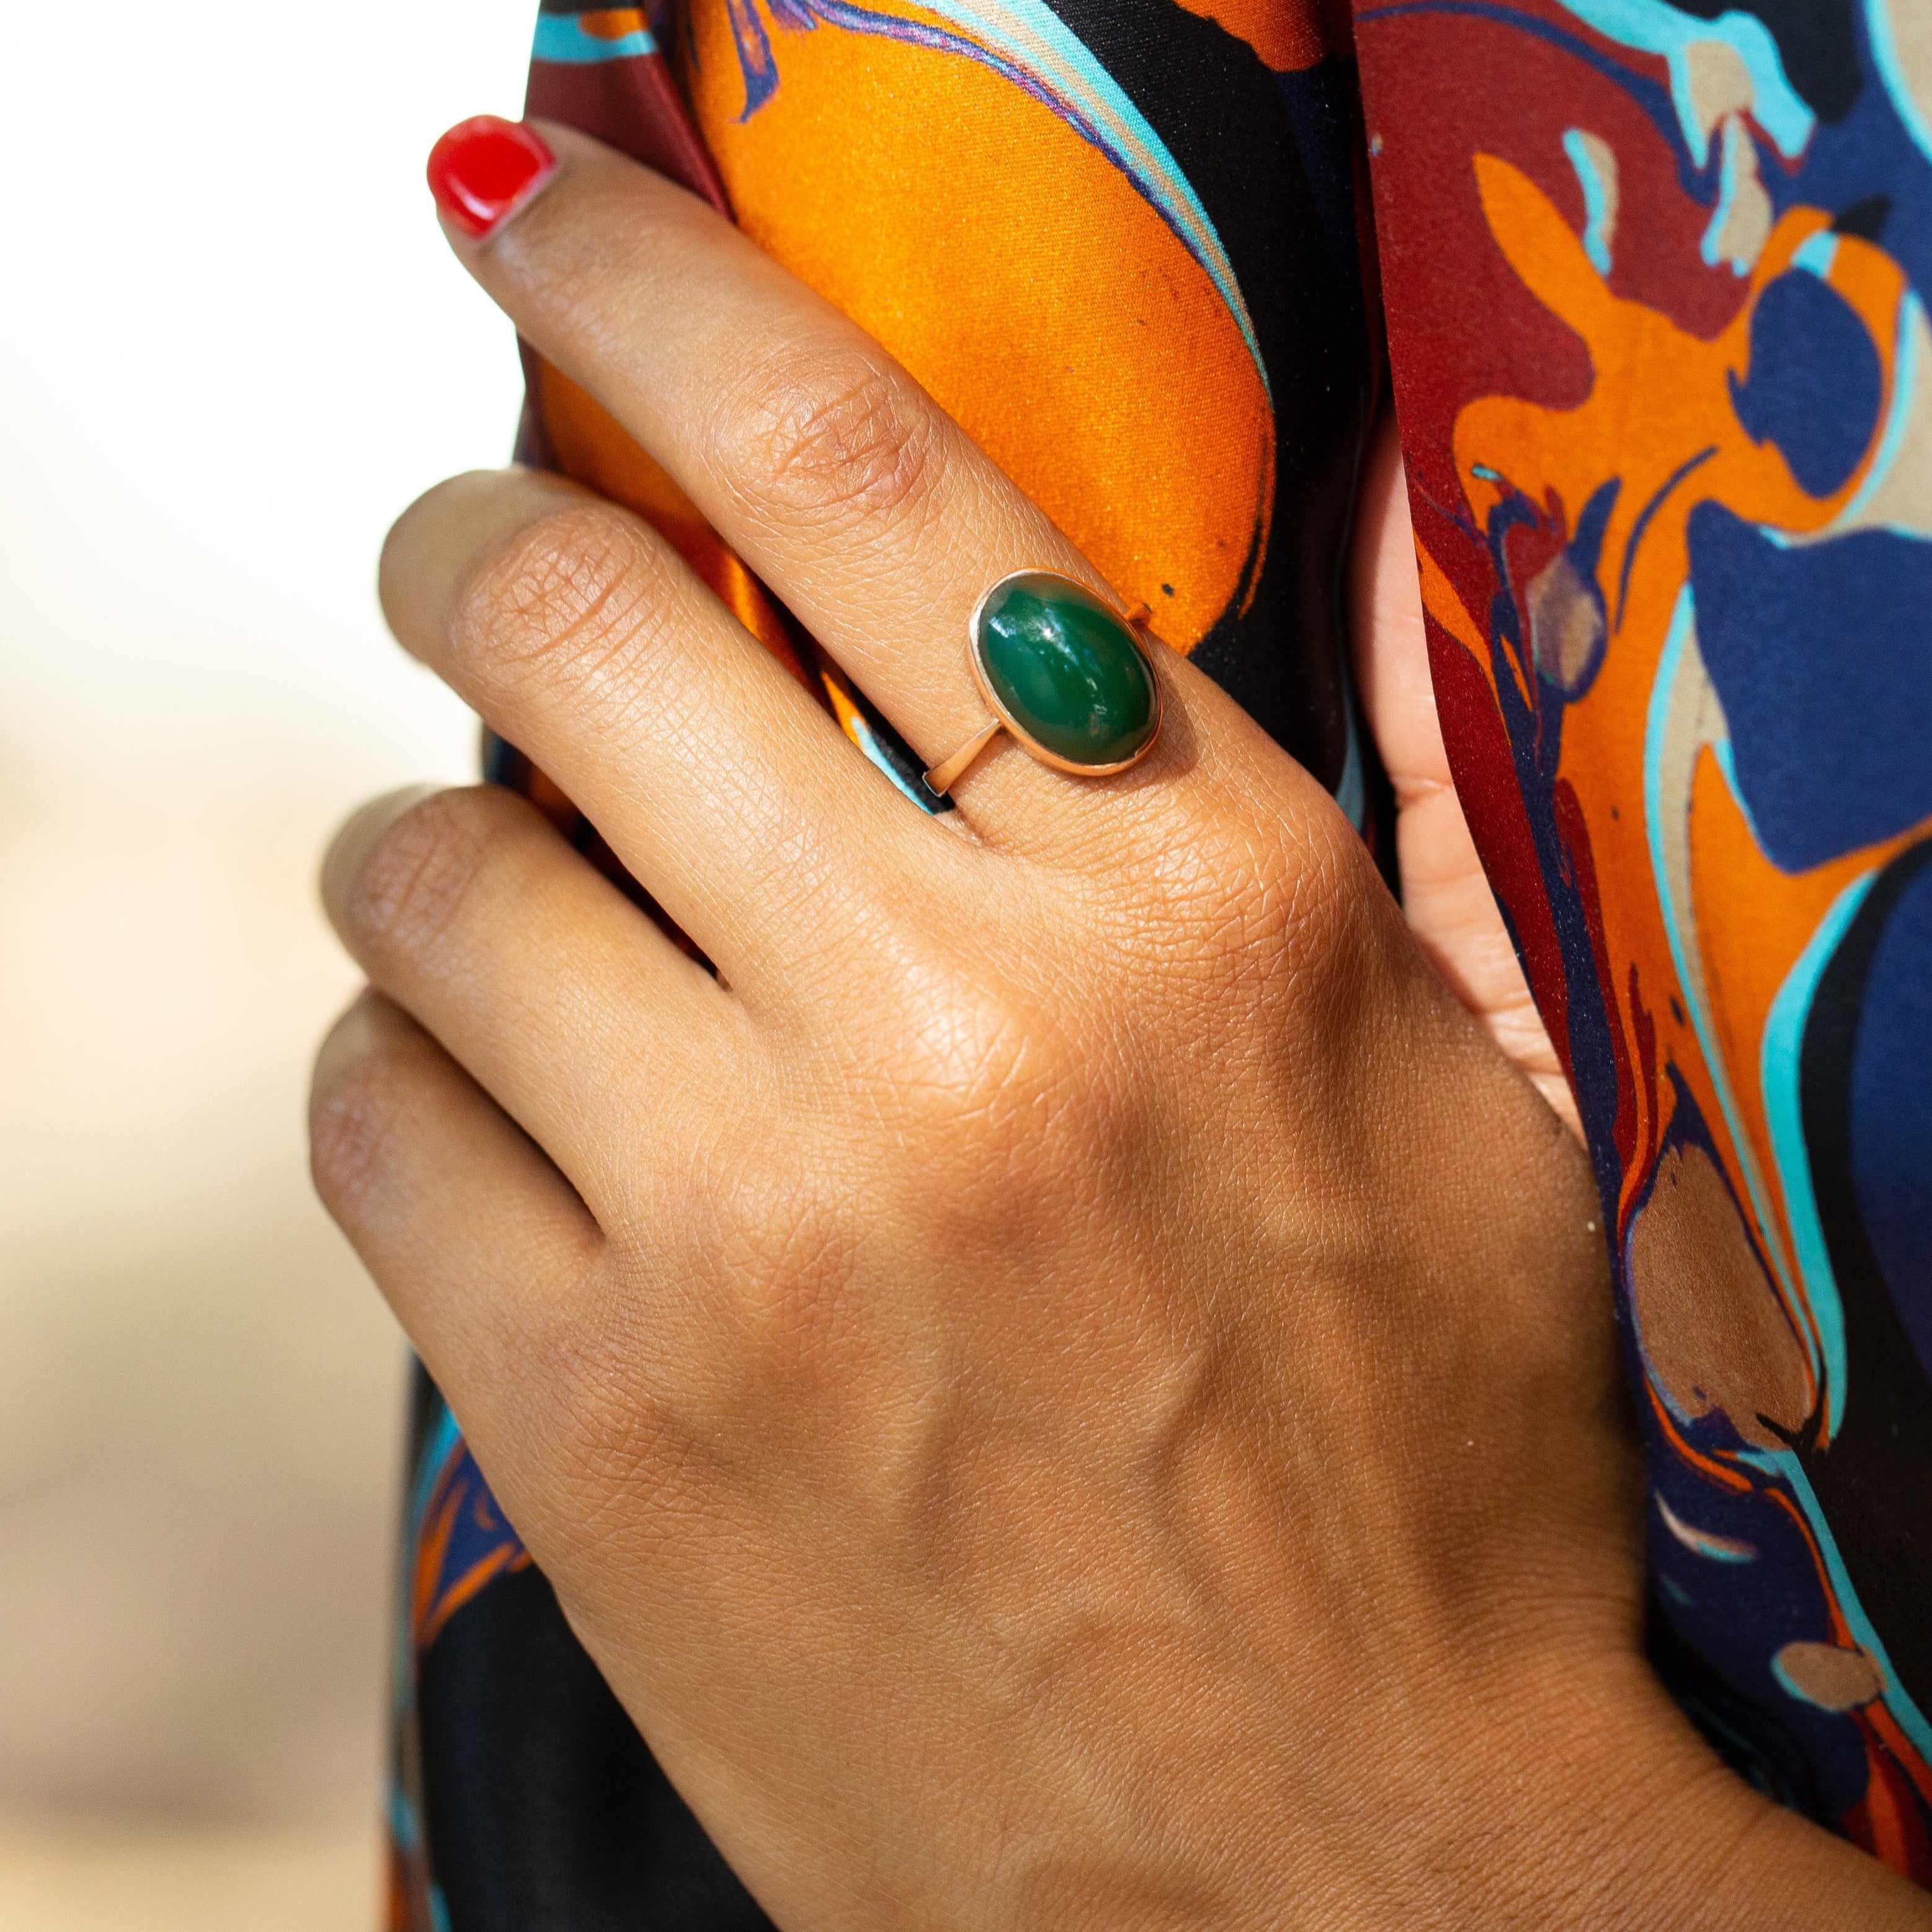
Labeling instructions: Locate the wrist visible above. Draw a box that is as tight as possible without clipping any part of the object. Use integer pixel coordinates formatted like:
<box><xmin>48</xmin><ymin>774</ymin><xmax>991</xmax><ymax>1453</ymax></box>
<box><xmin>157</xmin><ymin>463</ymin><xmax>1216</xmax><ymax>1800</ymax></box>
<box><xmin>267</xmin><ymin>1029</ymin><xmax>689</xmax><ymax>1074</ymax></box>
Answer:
<box><xmin>1419</xmin><ymin>1651</ymin><xmax>1932</xmax><ymax>1932</ymax></box>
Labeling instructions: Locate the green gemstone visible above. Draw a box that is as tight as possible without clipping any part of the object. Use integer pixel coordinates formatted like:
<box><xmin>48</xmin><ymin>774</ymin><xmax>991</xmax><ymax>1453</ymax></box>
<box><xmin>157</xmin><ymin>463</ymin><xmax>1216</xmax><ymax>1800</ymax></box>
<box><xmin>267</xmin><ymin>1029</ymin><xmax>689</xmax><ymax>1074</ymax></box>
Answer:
<box><xmin>974</xmin><ymin>573</ymin><xmax>1158</xmax><ymax>768</ymax></box>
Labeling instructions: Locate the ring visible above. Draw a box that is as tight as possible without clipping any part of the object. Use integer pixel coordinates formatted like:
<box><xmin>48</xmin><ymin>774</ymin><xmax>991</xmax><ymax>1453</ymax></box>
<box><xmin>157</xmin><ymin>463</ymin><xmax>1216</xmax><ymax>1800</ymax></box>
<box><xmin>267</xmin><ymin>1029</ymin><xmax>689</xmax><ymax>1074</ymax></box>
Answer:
<box><xmin>922</xmin><ymin>570</ymin><xmax>1164</xmax><ymax>796</ymax></box>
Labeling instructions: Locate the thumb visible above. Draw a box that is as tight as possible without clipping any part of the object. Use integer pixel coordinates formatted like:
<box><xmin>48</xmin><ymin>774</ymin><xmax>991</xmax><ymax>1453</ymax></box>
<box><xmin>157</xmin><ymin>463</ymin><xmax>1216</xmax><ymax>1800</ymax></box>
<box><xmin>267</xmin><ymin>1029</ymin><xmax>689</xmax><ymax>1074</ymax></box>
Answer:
<box><xmin>1349</xmin><ymin>409</ymin><xmax>1581</xmax><ymax>1138</ymax></box>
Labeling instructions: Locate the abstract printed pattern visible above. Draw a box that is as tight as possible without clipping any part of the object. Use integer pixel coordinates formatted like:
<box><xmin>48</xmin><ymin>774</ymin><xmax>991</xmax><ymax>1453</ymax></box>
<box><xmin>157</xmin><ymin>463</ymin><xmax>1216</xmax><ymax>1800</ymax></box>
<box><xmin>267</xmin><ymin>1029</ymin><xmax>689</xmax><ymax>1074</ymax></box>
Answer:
<box><xmin>540</xmin><ymin>0</ymin><xmax>1384</xmax><ymax>804</ymax></box>
<box><xmin>388</xmin><ymin>1385</ymin><xmax>532</xmax><ymax>1923</ymax></box>
<box><xmin>1357</xmin><ymin>0</ymin><xmax>1932</xmax><ymax>1876</ymax></box>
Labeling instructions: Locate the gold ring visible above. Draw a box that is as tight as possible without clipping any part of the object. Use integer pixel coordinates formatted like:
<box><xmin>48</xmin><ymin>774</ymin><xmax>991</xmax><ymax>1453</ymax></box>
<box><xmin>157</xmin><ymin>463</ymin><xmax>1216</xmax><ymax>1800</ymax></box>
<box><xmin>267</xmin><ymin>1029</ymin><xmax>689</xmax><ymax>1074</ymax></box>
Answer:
<box><xmin>923</xmin><ymin>570</ymin><xmax>1164</xmax><ymax>796</ymax></box>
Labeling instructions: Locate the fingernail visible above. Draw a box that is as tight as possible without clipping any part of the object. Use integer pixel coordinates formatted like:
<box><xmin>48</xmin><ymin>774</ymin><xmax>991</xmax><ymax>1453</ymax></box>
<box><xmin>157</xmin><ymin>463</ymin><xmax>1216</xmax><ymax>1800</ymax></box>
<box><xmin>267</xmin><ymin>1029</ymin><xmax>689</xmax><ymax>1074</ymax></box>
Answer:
<box><xmin>427</xmin><ymin>116</ymin><xmax>556</xmax><ymax>239</ymax></box>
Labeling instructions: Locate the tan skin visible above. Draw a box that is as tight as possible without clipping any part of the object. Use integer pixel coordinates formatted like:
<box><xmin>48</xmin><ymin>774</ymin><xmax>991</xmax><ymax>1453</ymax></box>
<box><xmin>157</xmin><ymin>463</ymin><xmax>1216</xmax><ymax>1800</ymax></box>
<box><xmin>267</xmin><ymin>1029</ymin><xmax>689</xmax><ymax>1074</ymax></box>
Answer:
<box><xmin>311</xmin><ymin>123</ymin><xmax>1931</xmax><ymax>1927</ymax></box>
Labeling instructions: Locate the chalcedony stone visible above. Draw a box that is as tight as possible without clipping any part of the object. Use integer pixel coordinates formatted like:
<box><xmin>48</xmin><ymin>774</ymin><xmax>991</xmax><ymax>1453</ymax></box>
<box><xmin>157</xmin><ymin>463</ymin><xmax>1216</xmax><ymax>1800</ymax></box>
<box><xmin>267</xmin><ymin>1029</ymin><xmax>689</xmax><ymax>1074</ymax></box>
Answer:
<box><xmin>973</xmin><ymin>572</ymin><xmax>1159</xmax><ymax>768</ymax></box>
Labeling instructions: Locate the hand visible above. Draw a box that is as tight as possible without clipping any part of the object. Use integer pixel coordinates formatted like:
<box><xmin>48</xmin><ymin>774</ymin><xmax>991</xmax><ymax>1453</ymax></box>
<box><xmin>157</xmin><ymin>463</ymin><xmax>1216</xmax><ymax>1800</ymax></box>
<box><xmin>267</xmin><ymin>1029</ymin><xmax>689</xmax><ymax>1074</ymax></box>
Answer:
<box><xmin>1348</xmin><ymin>418</ymin><xmax>1580</xmax><ymax>1138</ymax></box>
<box><xmin>313</xmin><ymin>123</ymin><xmax>1930</xmax><ymax>1928</ymax></box>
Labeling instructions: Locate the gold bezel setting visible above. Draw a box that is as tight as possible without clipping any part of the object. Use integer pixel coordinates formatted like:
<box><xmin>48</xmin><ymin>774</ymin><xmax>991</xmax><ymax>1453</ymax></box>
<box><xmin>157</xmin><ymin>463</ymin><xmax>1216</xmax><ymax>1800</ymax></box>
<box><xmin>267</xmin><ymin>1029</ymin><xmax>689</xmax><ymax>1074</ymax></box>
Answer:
<box><xmin>924</xmin><ymin>571</ymin><xmax>1165</xmax><ymax>795</ymax></box>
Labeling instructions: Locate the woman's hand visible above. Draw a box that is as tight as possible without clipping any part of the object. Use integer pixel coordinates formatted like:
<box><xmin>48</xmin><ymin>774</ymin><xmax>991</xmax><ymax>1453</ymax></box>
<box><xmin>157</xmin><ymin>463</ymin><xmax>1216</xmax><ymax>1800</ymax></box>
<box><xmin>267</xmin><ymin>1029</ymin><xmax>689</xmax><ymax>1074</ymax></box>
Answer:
<box><xmin>1348</xmin><ymin>421</ymin><xmax>1582</xmax><ymax>1137</ymax></box>
<box><xmin>312</xmin><ymin>123</ymin><xmax>1930</xmax><ymax>1928</ymax></box>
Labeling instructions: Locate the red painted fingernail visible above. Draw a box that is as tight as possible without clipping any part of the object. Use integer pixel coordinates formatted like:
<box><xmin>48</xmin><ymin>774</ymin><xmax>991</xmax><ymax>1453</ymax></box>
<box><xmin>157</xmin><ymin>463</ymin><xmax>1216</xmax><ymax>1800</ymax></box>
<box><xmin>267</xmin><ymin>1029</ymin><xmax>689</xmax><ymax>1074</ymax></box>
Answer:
<box><xmin>427</xmin><ymin>116</ymin><xmax>556</xmax><ymax>239</ymax></box>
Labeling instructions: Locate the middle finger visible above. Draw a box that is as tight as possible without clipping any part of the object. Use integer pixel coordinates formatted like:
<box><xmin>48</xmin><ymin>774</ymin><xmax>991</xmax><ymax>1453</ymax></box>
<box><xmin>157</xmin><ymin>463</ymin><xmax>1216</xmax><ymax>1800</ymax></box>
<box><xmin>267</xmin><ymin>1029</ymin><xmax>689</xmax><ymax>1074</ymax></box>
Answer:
<box><xmin>435</xmin><ymin>119</ymin><xmax>1211</xmax><ymax>846</ymax></box>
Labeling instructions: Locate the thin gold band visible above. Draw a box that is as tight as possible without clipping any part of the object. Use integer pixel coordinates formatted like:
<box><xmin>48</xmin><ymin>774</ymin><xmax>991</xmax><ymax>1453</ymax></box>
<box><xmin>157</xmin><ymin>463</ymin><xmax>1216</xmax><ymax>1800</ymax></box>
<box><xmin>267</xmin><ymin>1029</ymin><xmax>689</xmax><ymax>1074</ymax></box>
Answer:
<box><xmin>922</xmin><ymin>718</ymin><xmax>1004</xmax><ymax>796</ymax></box>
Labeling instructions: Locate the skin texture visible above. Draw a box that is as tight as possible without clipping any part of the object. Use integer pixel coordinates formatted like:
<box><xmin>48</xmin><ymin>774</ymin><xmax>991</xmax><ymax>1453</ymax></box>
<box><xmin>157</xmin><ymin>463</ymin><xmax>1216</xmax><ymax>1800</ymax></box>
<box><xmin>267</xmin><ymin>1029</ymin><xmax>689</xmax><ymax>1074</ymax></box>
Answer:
<box><xmin>311</xmin><ymin>124</ymin><xmax>1932</xmax><ymax>1928</ymax></box>
<box><xmin>1347</xmin><ymin>421</ymin><xmax>1580</xmax><ymax>1140</ymax></box>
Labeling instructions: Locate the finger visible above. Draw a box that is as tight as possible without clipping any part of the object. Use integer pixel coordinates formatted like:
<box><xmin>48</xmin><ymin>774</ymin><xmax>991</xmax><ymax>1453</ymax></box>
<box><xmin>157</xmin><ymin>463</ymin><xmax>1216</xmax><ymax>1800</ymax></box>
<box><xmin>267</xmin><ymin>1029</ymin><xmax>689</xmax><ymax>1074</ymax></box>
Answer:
<box><xmin>1347</xmin><ymin>412</ymin><xmax>1578</xmax><ymax>1135</ymax></box>
<box><xmin>431</xmin><ymin>118</ymin><xmax>1239</xmax><ymax>851</ymax></box>
<box><xmin>322</xmin><ymin>780</ymin><xmax>749</xmax><ymax>1214</ymax></box>
<box><xmin>378</xmin><ymin>466</ymin><xmax>957</xmax><ymax>1002</ymax></box>
<box><xmin>309</xmin><ymin>991</ymin><xmax>602</xmax><ymax>1412</ymax></box>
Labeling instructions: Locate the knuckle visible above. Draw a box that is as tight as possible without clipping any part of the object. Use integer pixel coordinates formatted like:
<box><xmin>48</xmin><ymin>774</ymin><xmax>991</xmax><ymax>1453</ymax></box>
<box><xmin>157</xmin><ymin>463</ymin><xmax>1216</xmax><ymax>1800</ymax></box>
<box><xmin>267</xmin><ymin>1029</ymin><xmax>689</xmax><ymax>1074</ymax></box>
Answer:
<box><xmin>453</xmin><ymin>502</ymin><xmax>670</xmax><ymax>699</ymax></box>
<box><xmin>1134</xmin><ymin>796</ymin><xmax>1362</xmax><ymax>997</ymax></box>
<box><xmin>342</xmin><ymin>788</ymin><xmax>500</xmax><ymax>964</ymax></box>
<box><xmin>710</xmin><ymin>343</ymin><xmax>945</xmax><ymax>531</ymax></box>
<box><xmin>1263</xmin><ymin>809</ymin><xmax>1379</xmax><ymax>980</ymax></box>
<box><xmin>871</xmin><ymin>981</ymin><xmax>1157</xmax><ymax>1293</ymax></box>
<box><xmin>885</xmin><ymin>971</ymin><xmax>1095</xmax><ymax>1169</ymax></box>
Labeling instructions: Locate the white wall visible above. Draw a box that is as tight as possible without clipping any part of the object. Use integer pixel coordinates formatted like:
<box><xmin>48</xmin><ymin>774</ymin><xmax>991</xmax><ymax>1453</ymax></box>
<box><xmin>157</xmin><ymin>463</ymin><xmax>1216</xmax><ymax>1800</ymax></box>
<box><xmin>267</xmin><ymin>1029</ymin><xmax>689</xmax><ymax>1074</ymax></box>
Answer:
<box><xmin>0</xmin><ymin>4</ymin><xmax>538</xmax><ymax>1920</ymax></box>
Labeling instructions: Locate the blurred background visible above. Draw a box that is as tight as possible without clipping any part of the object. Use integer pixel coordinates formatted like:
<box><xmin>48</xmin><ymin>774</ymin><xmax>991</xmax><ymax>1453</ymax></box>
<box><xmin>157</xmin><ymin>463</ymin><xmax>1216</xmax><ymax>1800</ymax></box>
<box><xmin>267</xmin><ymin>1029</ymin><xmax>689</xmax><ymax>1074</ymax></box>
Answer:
<box><xmin>1</xmin><ymin>6</ymin><xmax>541</xmax><ymax>1923</ymax></box>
